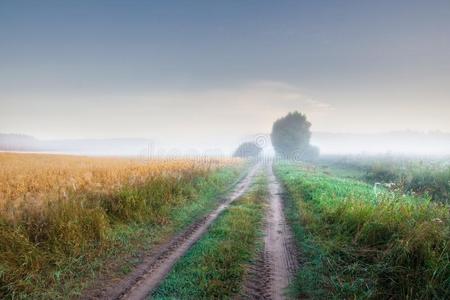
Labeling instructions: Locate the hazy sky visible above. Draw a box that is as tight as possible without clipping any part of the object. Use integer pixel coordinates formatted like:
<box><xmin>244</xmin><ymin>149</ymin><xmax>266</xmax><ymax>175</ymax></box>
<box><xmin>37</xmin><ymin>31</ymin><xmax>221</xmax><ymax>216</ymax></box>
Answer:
<box><xmin>1</xmin><ymin>0</ymin><xmax>449</xmax><ymax>145</ymax></box>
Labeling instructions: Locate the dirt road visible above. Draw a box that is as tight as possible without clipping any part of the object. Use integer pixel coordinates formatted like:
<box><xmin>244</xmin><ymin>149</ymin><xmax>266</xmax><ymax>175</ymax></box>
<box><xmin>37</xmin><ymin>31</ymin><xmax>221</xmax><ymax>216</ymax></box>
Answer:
<box><xmin>240</xmin><ymin>161</ymin><xmax>298</xmax><ymax>300</ymax></box>
<box><xmin>264</xmin><ymin>162</ymin><xmax>298</xmax><ymax>299</ymax></box>
<box><xmin>86</xmin><ymin>161</ymin><xmax>298</xmax><ymax>300</ymax></box>
<box><xmin>90</xmin><ymin>163</ymin><xmax>261</xmax><ymax>300</ymax></box>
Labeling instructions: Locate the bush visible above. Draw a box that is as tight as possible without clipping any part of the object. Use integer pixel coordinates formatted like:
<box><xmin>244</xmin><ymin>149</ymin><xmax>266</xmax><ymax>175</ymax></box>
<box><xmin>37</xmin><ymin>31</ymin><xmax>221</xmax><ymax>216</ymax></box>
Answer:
<box><xmin>232</xmin><ymin>142</ymin><xmax>262</xmax><ymax>158</ymax></box>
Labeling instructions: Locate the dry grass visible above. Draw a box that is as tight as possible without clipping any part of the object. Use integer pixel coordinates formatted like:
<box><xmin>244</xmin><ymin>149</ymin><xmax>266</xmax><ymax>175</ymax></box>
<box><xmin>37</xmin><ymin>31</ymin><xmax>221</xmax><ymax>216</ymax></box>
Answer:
<box><xmin>0</xmin><ymin>152</ymin><xmax>241</xmax><ymax>298</ymax></box>
<box><xmin>0</xmin><ymin>153</ymin><xmax>235</xmax><ymax>216</ymax></box>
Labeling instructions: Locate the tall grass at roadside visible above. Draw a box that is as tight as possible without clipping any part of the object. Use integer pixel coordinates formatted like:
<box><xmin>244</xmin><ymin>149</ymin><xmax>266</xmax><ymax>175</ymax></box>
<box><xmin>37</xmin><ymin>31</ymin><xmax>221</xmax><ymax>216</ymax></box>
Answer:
<box><xmin>152</xmin><ymin>175</ymin><xmax>267</xmax><ymax>299</ymax></box>
<box><xmin>276</xmin><ymin>162</ymin><xmax>450</xmax><ymax>299</ymax></box>
<box><xmin>0</xmin><ymin>153</ymin><xmax>243</xmax><ymax>299</ymax></box>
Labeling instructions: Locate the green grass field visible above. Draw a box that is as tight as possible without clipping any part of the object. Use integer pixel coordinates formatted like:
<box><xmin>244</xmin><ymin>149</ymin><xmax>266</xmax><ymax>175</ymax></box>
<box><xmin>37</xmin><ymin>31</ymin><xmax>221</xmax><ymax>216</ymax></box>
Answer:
<box><xmin>318</xmin><ymin>155</ymin><xmax>450</xmax><ymax>203</ymax></box>
<box><xmin>276</xmin><ymin>161</ymin><xmax>450</xmax><ymax>299</ymax></box>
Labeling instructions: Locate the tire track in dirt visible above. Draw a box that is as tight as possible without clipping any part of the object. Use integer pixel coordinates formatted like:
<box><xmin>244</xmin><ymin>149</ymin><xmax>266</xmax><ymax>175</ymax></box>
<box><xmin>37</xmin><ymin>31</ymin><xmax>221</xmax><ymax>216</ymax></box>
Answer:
<box><xmin>87</xmin><ymin>163</ymin><xmax>260</xmax><ymax>300</ymax></box>
<box><xmin>238</xmin><ymin>244</ymin><xmax>272</xmax><ymax>300</ymax></box>
<box><xmin>239</xmin><ymin>161</ymin><xmax>298</xmax><ymax>300</ymax></box>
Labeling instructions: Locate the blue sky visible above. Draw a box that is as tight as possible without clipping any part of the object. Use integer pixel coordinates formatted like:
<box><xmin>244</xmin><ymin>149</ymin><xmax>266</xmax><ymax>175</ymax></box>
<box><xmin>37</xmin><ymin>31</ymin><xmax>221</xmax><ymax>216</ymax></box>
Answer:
<box><xmin>1</xmin><ymin>0</ymin><xmax>449</xmax><ymax>145</ymax></box>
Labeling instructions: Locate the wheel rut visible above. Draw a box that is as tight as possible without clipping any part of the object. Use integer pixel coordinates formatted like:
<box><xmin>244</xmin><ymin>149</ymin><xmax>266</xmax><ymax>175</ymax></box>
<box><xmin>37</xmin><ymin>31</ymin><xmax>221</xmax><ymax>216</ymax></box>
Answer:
<box><xmin>239</xmin><ymin>161</ymin><xmax>298</xmax><ymax>300</ymax></box>
<box><xmin>85</xmin><ymin>163</ymin><xmax>260</xmax><ymax>300</ymax></box>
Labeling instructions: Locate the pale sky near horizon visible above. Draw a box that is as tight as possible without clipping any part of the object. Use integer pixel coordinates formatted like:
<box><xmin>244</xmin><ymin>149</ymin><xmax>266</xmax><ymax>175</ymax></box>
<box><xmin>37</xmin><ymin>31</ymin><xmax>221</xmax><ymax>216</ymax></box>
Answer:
<box><xmin>1</xmin><ymin>0</ymin><xmax>449</xmax><ymax>146</ymax></box>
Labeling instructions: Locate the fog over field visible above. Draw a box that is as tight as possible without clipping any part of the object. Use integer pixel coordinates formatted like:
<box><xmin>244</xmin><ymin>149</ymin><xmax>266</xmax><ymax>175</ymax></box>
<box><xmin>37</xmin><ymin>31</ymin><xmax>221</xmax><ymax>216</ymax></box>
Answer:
<box><xmin>1</xmin><ymin>1</ymin><xmax>450</xmax><ymax>156</ymax></box>
<box><xmin>1</xmin><ymin>2</ymin><xmax>450</xmax><ymax>299</ymax></box>
<box><xmin>1</xmin><ymin>131</ymin><xmax>450</xmax><ymax>156</ymax></box>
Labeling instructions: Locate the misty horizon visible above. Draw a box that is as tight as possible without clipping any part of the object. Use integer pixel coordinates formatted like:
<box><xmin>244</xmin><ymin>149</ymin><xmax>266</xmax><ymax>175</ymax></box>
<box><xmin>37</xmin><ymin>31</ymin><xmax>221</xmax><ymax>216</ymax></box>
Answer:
<box><xmin>2</xmin><ymin>130</ymin><xmax>450</xmax><ymax>156</ymax></box>
<box><xmin>1</xmin><ymin>1</ymin><xmax>450</xmax><ymax>158</ymax></box>
<box><xmin>1</xmin><ymin>2</ymin><xmax>450</xmax><ymax>298</ymax></box>
<box><xmin>1</xmin><ymin>1</ymin><xmax>450</xmax><ymax>147</ymax></box>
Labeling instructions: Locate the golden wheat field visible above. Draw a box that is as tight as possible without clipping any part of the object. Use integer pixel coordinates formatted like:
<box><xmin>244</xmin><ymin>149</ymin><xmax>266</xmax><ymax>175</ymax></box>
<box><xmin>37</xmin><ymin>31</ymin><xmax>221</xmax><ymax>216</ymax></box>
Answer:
<box><xmin>0</xmin><ymin>152</ymin><xmax>243</xmax><ymax>298</ymax></box>
<box><xmin>0</xmin><ymin>152</ymin><xmax>238</xmax><ymax>213</ymax></box>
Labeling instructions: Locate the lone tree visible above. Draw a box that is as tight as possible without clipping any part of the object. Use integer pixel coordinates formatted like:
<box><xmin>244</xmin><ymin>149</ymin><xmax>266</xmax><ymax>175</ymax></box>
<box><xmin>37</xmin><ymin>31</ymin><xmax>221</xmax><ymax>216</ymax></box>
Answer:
<box><xmin>271</xmin><ymin>111</ymin><xmax>319</xmax><ymax>160</ymax></box>
<box><xmin>233</xmin><ymin>142</ymin><xmax>262</xmax><ymax>158</ymax></box>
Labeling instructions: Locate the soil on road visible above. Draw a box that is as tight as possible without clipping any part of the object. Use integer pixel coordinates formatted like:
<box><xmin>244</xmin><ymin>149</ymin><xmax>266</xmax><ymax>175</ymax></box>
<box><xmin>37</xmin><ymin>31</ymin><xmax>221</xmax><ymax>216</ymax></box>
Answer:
<box><xmin>87</xmin><ymin>163</ymin><xmax>261</xmax><ymax>300</ymax></box>
<box><xmin>84</xmin><ymin>161</ymin><xmax>298</xmax><ymax>300</ymax></box>
<box><xmin>240</xmin><ymin>161</ymin><xmax>298</xmax><ymax>300</ymax></box>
